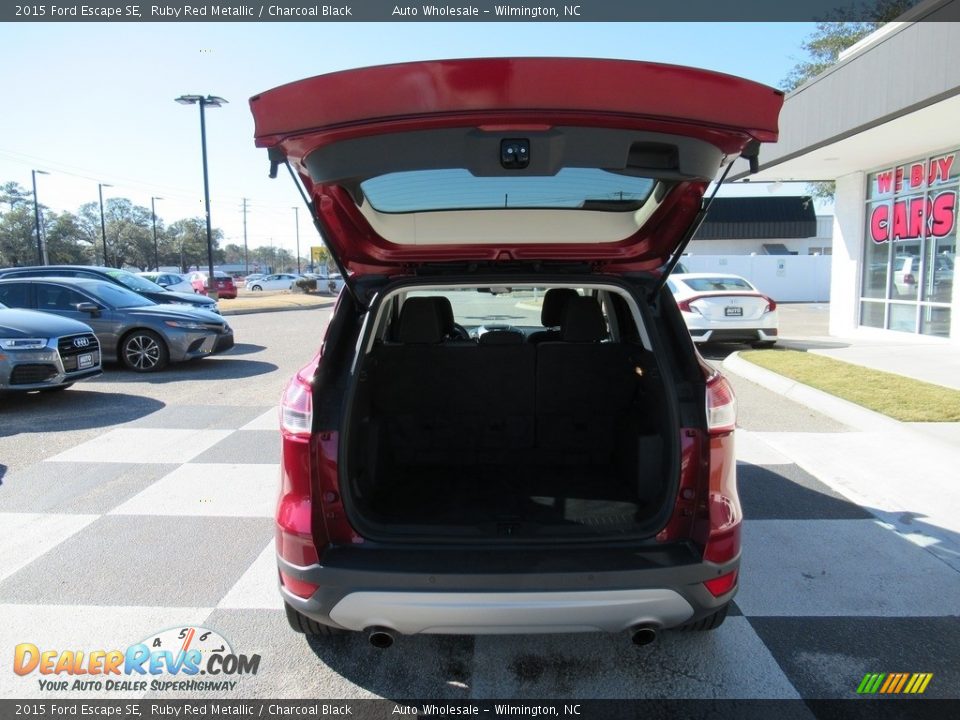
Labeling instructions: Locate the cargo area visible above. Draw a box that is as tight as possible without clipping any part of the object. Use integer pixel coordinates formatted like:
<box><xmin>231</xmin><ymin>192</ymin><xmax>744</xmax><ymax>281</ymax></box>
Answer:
<box><xmin>341</xmin><ymin>287</ymin><xmax>679</xmax><ymax>540</ymax></box>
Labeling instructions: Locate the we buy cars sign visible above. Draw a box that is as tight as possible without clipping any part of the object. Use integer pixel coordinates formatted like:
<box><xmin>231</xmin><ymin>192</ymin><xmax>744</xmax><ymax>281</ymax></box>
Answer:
<box><xmin>869</xmin><ymin>152</ymin><xmax>958</xmax><ymax>244</ymax></box>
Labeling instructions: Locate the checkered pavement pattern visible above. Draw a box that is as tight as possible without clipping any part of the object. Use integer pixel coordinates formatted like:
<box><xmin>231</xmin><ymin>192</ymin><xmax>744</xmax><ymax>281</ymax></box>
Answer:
<box><xmin>1</xmin><ymin>408</ymin><xmax>958</xmax><ymax>700</ymax></box>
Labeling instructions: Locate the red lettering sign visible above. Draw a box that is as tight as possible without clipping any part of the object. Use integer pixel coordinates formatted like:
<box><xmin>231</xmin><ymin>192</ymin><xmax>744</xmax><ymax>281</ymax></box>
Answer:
<box><xmin>876</xmin><ymin>171</ymin><xmax>894</xmax><ymax>194</ymax></box>
<box><xmin>911</xmin><ymin>163</ymin><xmax>924</xmax><ymax>188</ymax></box>
<box><xmin>869</xmin><ymin>191</ymin><xmax>956</xmax><ymax>243</ymax></box>
<box><xmin>930</xmin><ymin>191</ymin><xmax>956</xmax><ymax>236</ymax></box>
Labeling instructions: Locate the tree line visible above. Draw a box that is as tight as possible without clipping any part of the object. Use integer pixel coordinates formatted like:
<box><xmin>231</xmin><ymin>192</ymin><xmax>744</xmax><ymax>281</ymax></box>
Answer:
<box><xmin>0</xmin><ymin>181</ymin><xmax>315</xmax><ymax>274</ymax></box>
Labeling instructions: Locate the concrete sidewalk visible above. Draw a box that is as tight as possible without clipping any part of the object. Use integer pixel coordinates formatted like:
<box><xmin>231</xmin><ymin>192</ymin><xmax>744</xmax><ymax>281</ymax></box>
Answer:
<box><xmin>218</xmin><ymin>291</ymin><xmax>335</xmax><ymax>316</ymax></box>
<box><xmin>723</xmin><ymin>335</ymin><xmax>960</xmax><ymax>574</ymax></box>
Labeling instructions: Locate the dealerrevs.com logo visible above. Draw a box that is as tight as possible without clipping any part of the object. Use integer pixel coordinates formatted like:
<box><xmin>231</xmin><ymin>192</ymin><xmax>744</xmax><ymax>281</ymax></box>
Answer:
<box><xmin>13</xmin><ymin>626</ymin><xmax>260</xmax><ymax>693</ymax></box>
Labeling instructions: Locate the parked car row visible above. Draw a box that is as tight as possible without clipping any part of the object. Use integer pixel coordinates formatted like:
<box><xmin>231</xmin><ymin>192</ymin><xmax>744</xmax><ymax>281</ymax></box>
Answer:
<box><xmin>0</xmin><ymin>272</ymin><xmax>234</xmax><ymax>383</ymax></box>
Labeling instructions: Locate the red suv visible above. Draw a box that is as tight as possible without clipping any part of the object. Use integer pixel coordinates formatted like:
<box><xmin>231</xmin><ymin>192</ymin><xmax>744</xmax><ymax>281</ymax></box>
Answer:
<box><xmin>252</xmin><ymin>58</ymin><xmax>782</xmax><ymax>647</ymax></box>
<box><xmin>189</xmin><ymin>271</ymin><xmax>237</xmax><ymax>299</ymax></box>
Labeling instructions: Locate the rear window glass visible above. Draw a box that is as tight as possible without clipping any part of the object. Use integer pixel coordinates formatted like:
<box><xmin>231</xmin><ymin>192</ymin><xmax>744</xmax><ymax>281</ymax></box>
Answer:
<box><xmin>684</xmin><ymin>277</ymin><xmax>755</xmax><ymax>292</ymax></box>
<box><xmin>361</xmin><ymin>168</ymin><xmax>655</xmax><ymax>213</ymax></box>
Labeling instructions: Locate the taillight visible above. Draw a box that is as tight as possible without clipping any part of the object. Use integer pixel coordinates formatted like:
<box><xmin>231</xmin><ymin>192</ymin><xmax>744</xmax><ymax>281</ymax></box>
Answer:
<box><xmin>704</xmin><ymin>569</ymin><xmax>738</xmax><ymax>597</ymax></box>
<box><xmin>676</xmin><ymin>297</ymin><xmax>701</xmax><ymax>315</ymax></box>
<box><xmin>706</xmin><ymin>373</ymin><xmax>736</xmax><ymax>434</ymax></box>
<box><xmin>761</xmin><ymin>295</ymin><xmax>777</xmax><ymax>313</ymax></box>
<box><xmin>281</xmin><ymin>376</ymin><xmax>313</xmax><ymax>437</ymax></box>
<box><xmin>904</xmin><ymin>273</ymin><xmax>916</xmax><ymax>285</ymax></box>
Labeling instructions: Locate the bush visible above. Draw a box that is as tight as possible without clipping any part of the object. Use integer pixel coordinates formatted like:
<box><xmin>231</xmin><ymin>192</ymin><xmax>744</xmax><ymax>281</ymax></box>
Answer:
<box><xmin>293</xmin><ymin>277</ymin><xmax>317</xmax><ymax>293</ymax></box>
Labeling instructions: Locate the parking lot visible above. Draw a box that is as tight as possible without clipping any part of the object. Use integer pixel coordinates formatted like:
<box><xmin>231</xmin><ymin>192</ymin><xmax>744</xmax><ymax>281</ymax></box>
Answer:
<box><xmin>2</xmin><ymin>303</ymin><xmax>959</xmax><ymax>701</ymax></box>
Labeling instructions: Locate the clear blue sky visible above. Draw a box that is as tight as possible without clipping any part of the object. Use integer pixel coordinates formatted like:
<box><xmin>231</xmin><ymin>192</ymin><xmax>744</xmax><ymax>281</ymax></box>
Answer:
<box><xmin>0</xmin><ymin>22</ymin><xmax>817</xmax><ymax>256</ymax></box>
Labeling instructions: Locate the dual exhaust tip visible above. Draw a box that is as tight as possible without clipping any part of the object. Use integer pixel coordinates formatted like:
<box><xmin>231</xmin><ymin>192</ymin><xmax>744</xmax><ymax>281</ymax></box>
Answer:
<box><xmin>365</xmin><ymin>625</ymin><xmax>658</xmax><ymax>649</ymax></box>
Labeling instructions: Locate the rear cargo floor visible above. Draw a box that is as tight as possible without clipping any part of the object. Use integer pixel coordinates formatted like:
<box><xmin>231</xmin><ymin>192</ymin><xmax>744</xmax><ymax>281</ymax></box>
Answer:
<box><xmin>365</xmin><ymin>464</ymin><xmax>649</xmax><ymax>530</ymax></box>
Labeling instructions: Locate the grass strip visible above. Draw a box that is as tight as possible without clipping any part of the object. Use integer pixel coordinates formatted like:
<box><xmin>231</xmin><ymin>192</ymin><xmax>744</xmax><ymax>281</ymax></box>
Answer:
<box><xmin>740</xmin><ymin>349</ymin><xmax>960</xmax><ymax>422</ymax></box>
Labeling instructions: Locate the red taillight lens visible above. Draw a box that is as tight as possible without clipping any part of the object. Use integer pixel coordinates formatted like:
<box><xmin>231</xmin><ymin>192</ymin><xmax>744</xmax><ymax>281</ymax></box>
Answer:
<box><xmin>704</xmin><ymin>569</ymin><xmax>738</xmax><ymax>597</ymax></box>
<box><xmin>281</xmin><ymin>376</ymin><xmax>313</xmax><ymax>437</ymax></box>
<box><xmin>677</xmin><ymin>297</ymin><xmax>702</xmax><ymax>315</ymax></box>
<box><xmin>904</xmin><ymin>273</ymin><xmax>916</xmax><ymax>285</ymax></box>
<box><xmin>761</xmin><ymin>295</ymin><xmax>777</xmax><ymax>313</ymax></box>
<box><xmin>279</xmin><ymin>571</ymin><xmax>319</xmax><ymax>599</ymax></box>
<box><xmin>706</xmin><ymin>374</ymin><xmax>736</xmax><ymax>434</ymax></box>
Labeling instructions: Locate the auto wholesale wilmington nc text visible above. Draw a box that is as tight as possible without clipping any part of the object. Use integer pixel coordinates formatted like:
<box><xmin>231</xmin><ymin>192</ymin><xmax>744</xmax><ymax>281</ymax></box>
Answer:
<box><xmin>393</xmin><ymin>705</ymin><xmax>582</xmax><ymax>716</ymax></box>
<box><xmin>391</xmin><ymin>5</ymin><xmax>582</xmax><ymax>17</ymax></box>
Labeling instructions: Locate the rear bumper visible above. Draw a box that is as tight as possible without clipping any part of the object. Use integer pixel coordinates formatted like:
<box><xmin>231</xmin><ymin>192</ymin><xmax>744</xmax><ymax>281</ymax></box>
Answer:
<box><xmin>278</xmin><ymin>545</ymin><xmax>737</xmax><ymax>634</ymax></box>
<box><xmin>690</xmin><ymin>327</ymin><xmax>778</xmax><ymax>344</ymax></box>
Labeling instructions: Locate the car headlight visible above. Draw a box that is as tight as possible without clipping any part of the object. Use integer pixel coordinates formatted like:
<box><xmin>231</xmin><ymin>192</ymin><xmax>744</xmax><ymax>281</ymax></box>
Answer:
<box><xmin>163</xmin><ymin>320</ymin><xmax>210</xmax><ymax>331</ymax></box>
<box><xmin>0</xmin><ymin>337</ymin><xmax>48</xmax><ymax>350</ymax></box>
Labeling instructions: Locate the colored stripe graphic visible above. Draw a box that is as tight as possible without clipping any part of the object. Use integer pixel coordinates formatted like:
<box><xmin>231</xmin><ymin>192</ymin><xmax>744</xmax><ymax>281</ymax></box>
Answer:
<box><xmin>857</xmin><ymin>672</ymin><xmax>932</xmax><ymax>694</ymax></box>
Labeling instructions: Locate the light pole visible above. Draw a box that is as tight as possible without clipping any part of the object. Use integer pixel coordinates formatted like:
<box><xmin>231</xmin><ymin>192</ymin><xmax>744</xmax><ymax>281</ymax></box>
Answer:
<box><xmin>175</xmin><ymin>94</ymin><xmax>227</xmax><ymax>299</ymax></box>
<box><xmin>151</xmin><ymin>196</ymin><xmax>163</xmax><ymax>270</ymax></box>
<box><xmin>292</xmin><ymin>206</ymin><xmax>301</xmax><ymax>274</ymax></box>
<box><xmin>98</xmin><ymin>182</ymin><xmax>112</xmax><ymax>266</ymax></box>
<box><xmin>31</xmin><ymin>170</ymin><xmax>49</xmax><ymax>265</ymax></box>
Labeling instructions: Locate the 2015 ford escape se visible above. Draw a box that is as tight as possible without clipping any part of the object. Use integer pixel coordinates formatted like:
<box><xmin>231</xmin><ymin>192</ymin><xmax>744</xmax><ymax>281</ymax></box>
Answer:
<box><xmin>250</xmin><ymin>58</ymin><xmax>783</xmax><ymax>645</ymax></box>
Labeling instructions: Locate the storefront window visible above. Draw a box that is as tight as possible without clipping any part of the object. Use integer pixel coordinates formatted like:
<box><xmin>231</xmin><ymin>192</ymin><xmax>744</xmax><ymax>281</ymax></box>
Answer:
<box><xmin>862</xmin><ymin>151</ymin><xmax>957</xmax><ymax>338</ymax></box>
<box><xmin>888</xmin><ymin>303</ymin><xmax>917</xmax><ymax>333</ymax></box>
<box><xmin>860</xmin><ymin>301</ymin><xmax>885</xmax><ymax>329</ymax></box>
<box><xmin>863</xmin><ymin>201</ymin><xmax>890</xmax><ymax>299</ymax></box>
<box><xmin>920</xmin><ymin>306</ymin><xmax>951</xmax><ymax>337</ymax></box>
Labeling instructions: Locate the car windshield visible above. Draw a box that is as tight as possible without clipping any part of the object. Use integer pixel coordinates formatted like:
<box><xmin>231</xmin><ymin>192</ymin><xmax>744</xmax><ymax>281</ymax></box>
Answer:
<box><xmin>361</xmin><ymin>168</ymin><xmax>656</xmax><ymax>213</ymax></box>
<box><xmin>107</xmin><ymin>269</ymin><xmax>165</xmax><ymax>293</ymax></box>
<box><xmin>88</xmin><ymin>281</ymin><xmax>155</xmax><ymax>308</ymax></box>
<box><xmin>684</xmin><ymin>277</ymin><xmax>755</xmax><ymax>292</ymax></box>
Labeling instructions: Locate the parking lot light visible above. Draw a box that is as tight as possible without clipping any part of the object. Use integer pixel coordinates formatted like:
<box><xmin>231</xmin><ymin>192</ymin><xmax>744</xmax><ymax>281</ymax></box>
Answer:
<box><xmin>176</xmin><ymin>94</ymin><xmax>227</xmax><ymax>300</ymax></box>
<box><xmin>31</xmin><ymin>170</ymin><xmax>49</xmax><ymax>265</ymax></box>
<box><xmin>151</xmin><ymin>197</ymin><xmax>163</xmax><ymax>271</ymax></box>
<box><xmin>98</xmin><ymin>182</ymin><xmax>113</xmax><ymax>266</ymax></box>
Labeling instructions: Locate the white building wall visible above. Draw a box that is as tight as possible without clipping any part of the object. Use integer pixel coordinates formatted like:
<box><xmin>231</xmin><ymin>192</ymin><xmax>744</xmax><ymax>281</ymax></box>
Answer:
<box><xmin>829</xmin><ymin>173</ymin><xmax>866</xmax><ymax>336</ymax></box>
<box><xmin>679</xmin><ymin>255</ymin><xmax>831</xmax><ymax>302</ymax></box>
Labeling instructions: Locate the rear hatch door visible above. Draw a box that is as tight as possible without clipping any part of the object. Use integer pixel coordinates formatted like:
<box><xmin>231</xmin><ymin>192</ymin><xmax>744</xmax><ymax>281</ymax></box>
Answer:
<box><xmin>250</xmin><ymin>58</ymin><xmax>783</xmax><ymax>277</ymax></box>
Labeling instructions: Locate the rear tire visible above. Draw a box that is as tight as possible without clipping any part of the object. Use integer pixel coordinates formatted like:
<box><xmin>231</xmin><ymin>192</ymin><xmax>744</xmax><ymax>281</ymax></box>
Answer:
<box><xmin>251</xmin><ymin>285</ymin><xmax>263</xmax><ymax>292</ymax></box>
<box><xmin>284</xmin><ymin>602</ymin><xmax>345</xmax><ymax>636</ymax></box>
<box><xmin>675</xmin><ymin>603</ymin><xmax>729</xmax><ymax>631</ymax></box>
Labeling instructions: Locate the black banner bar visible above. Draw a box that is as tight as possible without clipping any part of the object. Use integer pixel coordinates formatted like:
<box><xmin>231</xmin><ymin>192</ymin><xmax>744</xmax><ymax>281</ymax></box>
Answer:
<box><xmin>4</xmin><ymin>0</ymin><xmax>960</xmax><ymax>23</ymax></box>
<box><xmin>3</xmin><ymin>699</ymin><xmax>960</xmax><ymax>720</ymax></box>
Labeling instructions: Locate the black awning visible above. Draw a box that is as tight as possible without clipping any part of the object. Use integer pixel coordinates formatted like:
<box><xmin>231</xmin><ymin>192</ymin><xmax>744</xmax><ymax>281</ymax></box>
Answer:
<box><xmin>697</xmin><ymin>196</ymin><xmax>817</xmax><ymax>240</ymax></box>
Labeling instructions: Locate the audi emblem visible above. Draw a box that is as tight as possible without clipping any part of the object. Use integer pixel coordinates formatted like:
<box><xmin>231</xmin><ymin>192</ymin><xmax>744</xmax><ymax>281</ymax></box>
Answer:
<box><xmin>73</xmin><ymin>337</ymin><xmax>90</xmax><ymax>348</ymax></box>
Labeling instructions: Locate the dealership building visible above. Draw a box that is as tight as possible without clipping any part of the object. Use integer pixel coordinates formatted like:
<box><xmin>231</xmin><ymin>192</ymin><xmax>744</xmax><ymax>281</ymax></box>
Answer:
<box><xmin>736</xmin><ymin>3</ymin><xmax>959</xmax><ymax>344</ymax></box>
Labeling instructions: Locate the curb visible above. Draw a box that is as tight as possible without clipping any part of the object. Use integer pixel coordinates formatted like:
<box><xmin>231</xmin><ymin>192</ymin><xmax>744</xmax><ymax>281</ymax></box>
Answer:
<box><xmin>721</xmin><ymin>351</ymin><xmax>902</xmax><ymax>432</ymax></box>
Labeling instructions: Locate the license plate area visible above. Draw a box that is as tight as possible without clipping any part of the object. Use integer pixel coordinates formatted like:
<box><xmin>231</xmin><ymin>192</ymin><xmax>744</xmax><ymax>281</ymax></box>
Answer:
<box><xmin>725</xmin><ymin>306</ymin><xmax>743</xmax><ymax>317</ymax></box>
<box><xmin>77</xmin><ymin>353</ymin><xmax>94</xmax><ymax>369</ymax></box>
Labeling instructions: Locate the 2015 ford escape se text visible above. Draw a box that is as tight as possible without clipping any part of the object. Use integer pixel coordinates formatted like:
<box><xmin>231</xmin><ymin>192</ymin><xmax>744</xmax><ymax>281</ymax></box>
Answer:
<box><xmin>249</xmin><ymin>57</ymin><xmax>783</xmax><ymax>646</ymax></box>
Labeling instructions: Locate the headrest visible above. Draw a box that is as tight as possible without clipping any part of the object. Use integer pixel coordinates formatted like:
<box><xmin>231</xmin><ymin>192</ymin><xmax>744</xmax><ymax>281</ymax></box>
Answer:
<box><xmin>479</xmin><ymin>330</ymin><xmax>524</xmax><ymax>345</ymax></box>
<box><xmin>562</xmin><ymin>296</ymin><xmax>606</xmax><ymax>343</ymax></box>
<box><xmin>541</xmin><ymin>288</ymin><xmax>580</xmax><ymax>327</ymax></box>
<box><xmin>397</xmin><ymin>297</ymin><xmax>443</xmax><ymax>344</ymax></box>
<box><xmin>434</xmin><ymin>296</ymin><xmax>455</xmax><ymax>335</ymax></box>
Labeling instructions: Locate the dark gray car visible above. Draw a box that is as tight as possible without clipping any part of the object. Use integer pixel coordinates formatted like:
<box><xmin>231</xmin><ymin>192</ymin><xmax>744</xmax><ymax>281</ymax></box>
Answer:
<box><xmin>0</xmin><ymin>302</ymin><xmax>102</xmax><ymax>391</ymax></box>
<box><xmin>0</xmin><ymin>265</ymin><xmax>220</xmax><ymax>314</ymax></box>
<box><xmin>0</xmin><ymin>278</ymin><xmax>234</xmax><ymax>373</ymax></box>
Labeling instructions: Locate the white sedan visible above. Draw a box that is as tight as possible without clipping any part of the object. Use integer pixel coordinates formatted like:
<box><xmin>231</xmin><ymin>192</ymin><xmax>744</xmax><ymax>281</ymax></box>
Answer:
<box><xmin>138</xmin><ymin>271</ymin><xmax>195</xmax><ymax>294</ymax></box>
<box><xmin>668</xmin><ymin>273</ymin><xmax>778</xmax><ymax>347</ymax></box>
<box><xmin>247</xmin><ymin>273</ymin><xmax>301</xmax><ymax>291</ymax></box>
